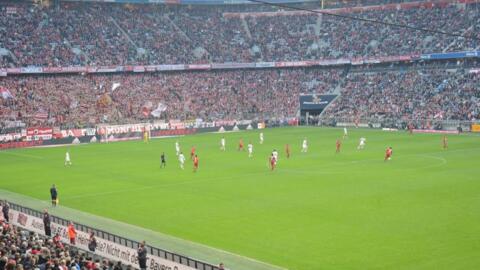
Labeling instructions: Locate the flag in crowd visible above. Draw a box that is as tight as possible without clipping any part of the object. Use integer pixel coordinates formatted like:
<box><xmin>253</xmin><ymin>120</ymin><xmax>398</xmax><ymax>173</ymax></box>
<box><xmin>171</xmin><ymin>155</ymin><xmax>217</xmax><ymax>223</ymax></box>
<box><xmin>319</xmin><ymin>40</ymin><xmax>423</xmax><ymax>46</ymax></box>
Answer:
<box><xmin>151</xmin><ymin>102</ymin><xmax>167</xmax><ymax>118</ymax></box>
<box><xmin>0</xmin><ymin>86</ymin><xmax>14</xmax><ymax>99</ymax></box>
<box><xmin>111</xmin><ymin>83</ymin><xmax>121</xmax><ymax>92</ymax></box>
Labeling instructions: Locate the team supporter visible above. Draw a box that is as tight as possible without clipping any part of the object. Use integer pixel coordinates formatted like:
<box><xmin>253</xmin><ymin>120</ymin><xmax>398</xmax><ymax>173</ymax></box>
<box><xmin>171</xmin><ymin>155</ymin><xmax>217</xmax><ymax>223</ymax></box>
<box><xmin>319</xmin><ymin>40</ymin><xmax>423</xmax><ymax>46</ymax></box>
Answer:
<box><xmin>67</xmin><ymin>222</ymin><xmax>77</xmax><ymax>245</ymax></box>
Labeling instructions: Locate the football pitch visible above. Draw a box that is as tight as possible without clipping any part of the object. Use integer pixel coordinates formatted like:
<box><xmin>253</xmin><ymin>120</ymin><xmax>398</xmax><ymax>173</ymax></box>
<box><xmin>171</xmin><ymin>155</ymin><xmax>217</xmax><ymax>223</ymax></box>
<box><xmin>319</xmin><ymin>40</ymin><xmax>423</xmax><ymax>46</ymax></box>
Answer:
<box><xmin>1</xmin><ymin>127</ymin><xmax>479</xmax><ymax>270</ymax></box>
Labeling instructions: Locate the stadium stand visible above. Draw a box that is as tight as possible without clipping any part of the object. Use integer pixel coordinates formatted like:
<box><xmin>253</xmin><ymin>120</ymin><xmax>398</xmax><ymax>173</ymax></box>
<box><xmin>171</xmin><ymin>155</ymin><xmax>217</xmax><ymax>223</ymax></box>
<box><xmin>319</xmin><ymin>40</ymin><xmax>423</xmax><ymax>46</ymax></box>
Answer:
<box><xmin>0</xmin><ymin>1</ymin><xmax>479</xmax><ymax>67</ymax></box>
<box><xmin>0</xmin><ymin>219</ymin><xmax>127</xmax><ymax>270</ymax></box>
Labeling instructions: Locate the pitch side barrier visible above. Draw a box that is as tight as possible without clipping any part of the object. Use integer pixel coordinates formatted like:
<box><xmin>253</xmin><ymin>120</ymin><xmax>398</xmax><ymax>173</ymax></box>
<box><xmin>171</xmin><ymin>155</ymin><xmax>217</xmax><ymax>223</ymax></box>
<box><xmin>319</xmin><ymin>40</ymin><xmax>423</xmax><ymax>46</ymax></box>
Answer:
<box><xmin>303</xmin><ymin>116</ymin><xmax>479</xmax><ymax>132</ymax></box>
<box><xmin>4</xmin><ymin>201</ymin><xmax>221</xmax><ymax>270</ymax></box>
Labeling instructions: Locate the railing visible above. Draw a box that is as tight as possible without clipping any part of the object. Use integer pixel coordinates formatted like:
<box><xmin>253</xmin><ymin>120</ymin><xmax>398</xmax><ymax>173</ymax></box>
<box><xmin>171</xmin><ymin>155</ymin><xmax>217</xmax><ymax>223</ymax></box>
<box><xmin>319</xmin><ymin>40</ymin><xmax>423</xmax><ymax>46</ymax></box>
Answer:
<box><xmin>7</xmin><ymin>202</ymin><xmax>221</xmax><ymax>270</ymax></box>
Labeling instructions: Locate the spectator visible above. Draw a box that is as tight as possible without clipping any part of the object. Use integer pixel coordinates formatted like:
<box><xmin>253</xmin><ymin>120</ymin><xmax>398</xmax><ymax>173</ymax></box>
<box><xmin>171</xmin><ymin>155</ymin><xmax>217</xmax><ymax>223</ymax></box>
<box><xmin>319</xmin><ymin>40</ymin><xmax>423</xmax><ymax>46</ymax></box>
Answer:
<box><xmin>88</xmin><ymin>232</ymin><xmax>97</xmax><ymax>253</ymax></box>
<box><xmin>1</xmin><ymin>201</ymin><xmax>9</xmax><ymax>223</ymax></box>
<box><xmin>137</xmin><ymin>241</ymin><xmax>147</xmax><ymax>270</ymax></box>
<box><xmin>43</xmin><ymin>209</ymin><xmax>51</xmax><ymax>237</ymax></box>
<box><xmin>67</xmin><ymin>222</ymin><xmax>77</xmax><ymax>245</ymax></box>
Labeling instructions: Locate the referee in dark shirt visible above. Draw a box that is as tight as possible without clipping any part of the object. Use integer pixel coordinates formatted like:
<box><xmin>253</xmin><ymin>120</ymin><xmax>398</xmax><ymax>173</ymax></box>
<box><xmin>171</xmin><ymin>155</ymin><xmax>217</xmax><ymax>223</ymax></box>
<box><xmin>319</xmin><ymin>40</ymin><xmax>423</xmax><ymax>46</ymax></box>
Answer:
<box><xmin>50</xmin><ymin>184</ymin><xmax>58</xmax><ymax>207</ymax></box>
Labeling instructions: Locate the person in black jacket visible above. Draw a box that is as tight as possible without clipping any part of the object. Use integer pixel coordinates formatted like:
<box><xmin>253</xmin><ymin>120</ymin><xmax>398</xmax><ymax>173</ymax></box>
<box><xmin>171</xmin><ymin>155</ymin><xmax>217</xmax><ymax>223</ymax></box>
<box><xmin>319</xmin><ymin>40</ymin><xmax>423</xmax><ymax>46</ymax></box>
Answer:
<box><xmin>50</xmin><ymin>184</ymin><xmax>58</xmax><ymax>207</ymax></box>
<box><xmin>137</xmin><ymin>241</ymin><xmax>147</xmax><ymax>270</ymax></box>
<box><xmin>88</xmin><ymin>232</ymin><xmax>97</xmax><ymax>252</ymax></box>
<box><xmin>43</xmin><ymin>209</ymin><xmax>51</xmax><ymax>237</ymax></box>
<box><xmin>1</xmin><ymin>202</ymin><xmax>9</xmax><ymax>223</ymax></box>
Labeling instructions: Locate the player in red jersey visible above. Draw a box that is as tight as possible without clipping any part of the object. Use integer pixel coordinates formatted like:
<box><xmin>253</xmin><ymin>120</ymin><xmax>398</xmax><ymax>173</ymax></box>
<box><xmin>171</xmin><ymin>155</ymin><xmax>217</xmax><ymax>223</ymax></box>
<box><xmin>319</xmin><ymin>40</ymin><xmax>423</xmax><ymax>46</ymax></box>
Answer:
<box><xmin>190</xmin><ymin>146</ymin><xmax>196</xmax><ymax>160</ymax></box>
<box><xmin>384</xmin><ymin>147</ymin><xmax>393</xmax><ymax>161</ymax></box>
<box><xmin>408</xmin><ymin>123</ymin><xmax>414</xmax><ymax>134</ymax></box>
<box><xmin>285</xmin><ymin>144</ymin><xmax>291</xmax><ymax>159</ymax></box>
<box><xmin>443</xmin><ymin>135</ymin><xmax>448</xmax><ymax>149</ymax></box>
<box><xmin>335</xmin><ymin>139</ymin><xmax>342</xmax><ymax>153</ymax></box>
<box><xmin>193</xmin><ymin>155</ymin><xmax>199</xmax><ymax>172</ymax></box>
<box><xmin>238</xmin><ymin>138</ymin><xmax>244</xmax><ymax>151</ymax></box>
<box><xmin>269</xmin><ymin>154</ymin><xmax>276</xmax><ymax>171</ymax></box>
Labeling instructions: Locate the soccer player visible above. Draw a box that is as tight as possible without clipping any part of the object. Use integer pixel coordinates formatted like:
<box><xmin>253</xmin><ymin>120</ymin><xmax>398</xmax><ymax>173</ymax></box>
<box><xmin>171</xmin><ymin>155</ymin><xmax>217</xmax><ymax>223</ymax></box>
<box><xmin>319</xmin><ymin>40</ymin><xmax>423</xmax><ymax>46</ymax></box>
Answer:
<box><xmin>443</xmin><ymin>135</ymin><xmax>448</xmax><ymax>149</ymax></box>
<box><xmin>357</xmin><ymin>137</ymin><xmax>366</xmax><ymax>150</ymax></box>
<box><xmin>193</xmin><ymin>155</ymin><xmax>199</xmax><ymax>172</ymax></box>
<box><xmin>247</xmin><ymin>142</ymin><xmax>253</xmax><ymax>157</ymax></box>
<box><xmin>272</xmin><ymin>149</ymin><xmax>279</xmax><ymax>162</ymax></box>
<box><xmin>175</xmin><ymin>141</ymin><xmax>180</xmax><ymax>156</ymax></box>
<box><xmin>343</xmin><ymin>127</ymin><xmax>348</xmax><ymax>139</ymax></box>
<box><xmin>178</xmin><ymin>152</ymin><xmax>185</xmax><ymax>170</ymax></box>
<box><xmin>408</xmin><ymin>123</ymin><xmax>414</xmax><ymax>134</ymax></box>
<box><xmin>238</xmin><ymin>138</ymin><xmax>244</xmax><ymax>151</ymax></box>
<box><xmin>259</xmin><ymin>132</ymin><xmax>264</xmax><ymax>144</ymax></box>
<box><xmin>64</xmin><ymin>150</ymin><xmax>72</xmax><ymax>166</ymax></box>
<box><xmin>285</xmin><ymin>144</ymin><xmax>290</xmax><ymax>159</ymax></box>
<box><xmin>160</xmin><ymin>152</ymin><xmax>166</xmax><ymax>168</ymax></box>
<box><xmin>220</xmin><ymin>136</ymin><xmax>226</xmax><ymax>151</ymax></box>
<box><xmin>336</xmin><ymin>139</ymin><xmax>342</xmax><ymax>153</ymax></box>
<box><xmin>384</xmin><ymin>147</ymin><xmax>393</xmax><ymax>161</ymax></box>
<box><xmin>301</xmin><ymin>138</ymin><xmax>308</xmax><ymax>153</ymax></box>
<box><xmin>269</xmin><ymin>153</ymin><xmax>276</xmax><ymax>171</ymax></box>
<box><xmin>190</xmin><ymin>146</ymin><xmax>196</xmax><ymax>160</ymax></box>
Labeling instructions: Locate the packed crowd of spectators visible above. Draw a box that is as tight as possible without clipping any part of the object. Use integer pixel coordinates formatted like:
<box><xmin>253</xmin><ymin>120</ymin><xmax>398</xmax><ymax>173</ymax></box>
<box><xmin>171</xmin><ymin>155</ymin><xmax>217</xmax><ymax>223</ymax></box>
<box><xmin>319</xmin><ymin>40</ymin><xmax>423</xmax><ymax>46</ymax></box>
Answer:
<box><xmin>0</xmin><ymin>218</ymin><xmax>127</xmax><ymax>270</ymax></box>
<box><xmin>0</xmin><ymin>68</ymin><xmax>342</xmax><ymax>127</ymax></box>
<box><xmin>323</xmin><ymin>68</ymin><xmax>480</xmax><ymax>121</ymax></box>
<box><xmin>0</xmin><ymin>1</ymin><xmax>478</xmax><ymax>67</ymax></box>
<box><xmin>1</xmin><ymin>65</ymin><xmax>478</xmax><ymax>127</ymax></box>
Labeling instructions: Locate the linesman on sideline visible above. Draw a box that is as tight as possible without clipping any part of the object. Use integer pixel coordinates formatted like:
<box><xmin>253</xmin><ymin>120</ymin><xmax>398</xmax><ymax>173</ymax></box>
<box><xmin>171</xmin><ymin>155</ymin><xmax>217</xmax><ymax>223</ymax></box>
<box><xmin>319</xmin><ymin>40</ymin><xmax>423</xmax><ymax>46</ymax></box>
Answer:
<box><xmin>160</xmin><ymin>152</ymin><xmax>166</xmax><ymax>168</ymax></box>
<box><xmin>50</xmin><ymin>184</ymin><xmax>58</xmax><ymax>207</ymax></box>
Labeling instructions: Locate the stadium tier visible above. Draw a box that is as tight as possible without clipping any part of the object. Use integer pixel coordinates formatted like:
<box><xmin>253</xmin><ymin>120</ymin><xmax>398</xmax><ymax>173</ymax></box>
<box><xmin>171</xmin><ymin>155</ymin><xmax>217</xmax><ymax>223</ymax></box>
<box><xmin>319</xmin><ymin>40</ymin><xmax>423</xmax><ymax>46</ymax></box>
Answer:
<box><xmin>0</xmin><ymin>0</ymin><xmax>479</xmax><ymax>67</ymax></box>
<box><xmin>1</xmin><ymin>66</ymin><xmax>479</xmax><ymax>127</ymax></box>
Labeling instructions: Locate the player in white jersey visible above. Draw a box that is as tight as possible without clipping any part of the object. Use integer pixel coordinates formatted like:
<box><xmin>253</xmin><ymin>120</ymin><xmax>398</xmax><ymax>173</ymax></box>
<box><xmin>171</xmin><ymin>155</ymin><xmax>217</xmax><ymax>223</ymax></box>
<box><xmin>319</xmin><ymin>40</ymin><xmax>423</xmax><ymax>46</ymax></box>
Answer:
<box><xmin>343</xmin><ymin>127</ymin><xmax>348</xmax><ymax>139</ymax></box>
<box><xmin>220</xmin><ymin>137</ymin><xmax>226</xmax><ymax>151</ymax></box>
<box><xmin>357</xmin><ymin>137</ymin><xmax>366</xmax><ymax>150</ymax></box>
<box><xmin>301</xmin><ymin>138</ymin><xmax>308</xmax><ymax>153</ymax></box>
<box><xmin>178</xmin><ymin>152</ymin><xmax>185</xmax><ymax>169</ymax></box>
<box><xmin>259</xmin><ymin>132</ymin><xmax>264</xmax><ymax>144</ymax></box>
<box><xmin>175</xmin><ymin>141</ymin><xmax>180</xmax><ymax>156</ymax></box>
<box><xmin>247</xmin><ymin>142</ymin><xmax>253</xmax><ymax>157</ymax></box>
<box><xmin>64</xmin><ymin>151</ymin><xmax>72</xmax><ymax>166</ymax></box>
<box><xmin>272</xmin><ymin>149</ymin><xmax>278</xmax><ymax>162</ymax></box>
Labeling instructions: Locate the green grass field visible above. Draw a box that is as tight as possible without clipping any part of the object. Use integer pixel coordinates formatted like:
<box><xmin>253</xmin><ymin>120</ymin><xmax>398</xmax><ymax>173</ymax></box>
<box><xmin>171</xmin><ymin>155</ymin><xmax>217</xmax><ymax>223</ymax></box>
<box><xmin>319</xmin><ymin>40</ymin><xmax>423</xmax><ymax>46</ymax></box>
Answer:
<box><xmin>1</xmin><ymin>127</ymin><xmax>479</xmax><ymax>270</ymax></box>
